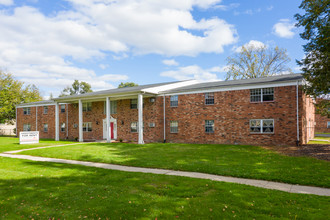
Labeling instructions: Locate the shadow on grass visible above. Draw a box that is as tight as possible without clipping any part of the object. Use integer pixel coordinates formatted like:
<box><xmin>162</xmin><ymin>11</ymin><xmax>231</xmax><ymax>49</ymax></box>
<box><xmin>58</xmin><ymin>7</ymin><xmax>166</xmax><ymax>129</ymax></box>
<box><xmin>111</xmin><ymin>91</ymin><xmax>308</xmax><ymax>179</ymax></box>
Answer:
<box><xmin>1</xmin><ymin>159</ymin><xmax>329</xmax><ymax>219</ymax></box>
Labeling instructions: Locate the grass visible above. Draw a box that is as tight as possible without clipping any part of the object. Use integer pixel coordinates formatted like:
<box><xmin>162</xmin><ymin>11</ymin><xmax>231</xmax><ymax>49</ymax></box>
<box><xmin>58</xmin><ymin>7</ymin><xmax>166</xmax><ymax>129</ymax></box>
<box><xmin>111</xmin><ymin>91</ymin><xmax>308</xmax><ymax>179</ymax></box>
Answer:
<box><xmin>0</xmin><ymin>137</ymin><xmax>76</xmax><ymax>153</ymax></box>
<box><xmin>11</xmin><ymin>139</ymin><xmax>330</xmax><ymax>188</ymax></box>
<box><xmin>0</xmin><ymin>157</ymin><xmax>329</xmax><ymax>219</ymax></box>
<box><xmin>308</xmin><ymin>136</ymin><xmax>330</xmax><ymax>144</ymax></box>
<box><xmin>315</xmin><ymin>132</ymin><xmax>330</xmax><ymax>135</ymax></box>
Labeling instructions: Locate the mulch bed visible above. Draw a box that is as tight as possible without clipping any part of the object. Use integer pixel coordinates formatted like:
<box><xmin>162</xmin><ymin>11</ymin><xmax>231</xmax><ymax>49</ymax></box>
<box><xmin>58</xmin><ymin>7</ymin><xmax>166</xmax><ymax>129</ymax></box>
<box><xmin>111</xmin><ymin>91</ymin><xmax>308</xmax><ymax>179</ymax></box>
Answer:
<box><xmin>263</xmin><ymin>144</ymin><xmax>330</xmax><ymax>161</ymax></box>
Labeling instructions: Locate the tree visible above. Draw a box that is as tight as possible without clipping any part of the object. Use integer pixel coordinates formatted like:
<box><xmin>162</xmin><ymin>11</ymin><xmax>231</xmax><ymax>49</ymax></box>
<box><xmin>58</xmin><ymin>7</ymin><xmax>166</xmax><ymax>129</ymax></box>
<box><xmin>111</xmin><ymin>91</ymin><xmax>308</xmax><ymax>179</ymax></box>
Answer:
<box><xmin>118</xmin><ymin>82</ymin><xmax>139</xmax><ymax>88</ymax></box>
<box><xmin>295</xmin><ymin>0</ymin><xmax>330</xmax><ymax>117</ymax></box>
<box><xmin>225</xmin><ymin>45</ymin><xmax>292</xmax><ymax>80</ymax></box>
<box><xmin>59</xmin><ymin>80</ymin><xmax>93</xmax><ymax>97</ymax></box>
<box><xmin>0</xmin><ymin>70</ymin><xmax>42</xmax><ymax>124</ymax></box>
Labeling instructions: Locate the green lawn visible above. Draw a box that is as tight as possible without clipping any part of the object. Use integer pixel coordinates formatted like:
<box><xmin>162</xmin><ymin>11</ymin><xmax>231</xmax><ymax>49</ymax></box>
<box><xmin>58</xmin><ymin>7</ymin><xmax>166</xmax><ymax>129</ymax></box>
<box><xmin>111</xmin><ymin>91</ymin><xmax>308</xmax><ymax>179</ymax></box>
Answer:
<box><xmin>0</xmin><ymin>157</ymin><xmax>329</xmax><ymax>219</ymax></box>
<box><xmin>14</xmin><ymin>140</ymin><xmax>330</xmax><ymax>188</ymax></box>
<box><xmin>308</xmin><ymin>136</ymin><xmax>330</xmax><ymax>144</ymax></box>
<box><xmin>0</xmin><ymin>137</ymin><xmax>76</xmax><ymax>153</ymax></box>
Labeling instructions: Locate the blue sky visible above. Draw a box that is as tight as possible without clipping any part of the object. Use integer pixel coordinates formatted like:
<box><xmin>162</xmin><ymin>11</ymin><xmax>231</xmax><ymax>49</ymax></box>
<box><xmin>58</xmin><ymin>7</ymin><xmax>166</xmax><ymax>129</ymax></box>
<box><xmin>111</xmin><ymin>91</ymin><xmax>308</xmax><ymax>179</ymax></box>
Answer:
<box><xmin>0</xmin><ymin>0</ymin><xmax>305</xmax><ymax>98</ymax></box>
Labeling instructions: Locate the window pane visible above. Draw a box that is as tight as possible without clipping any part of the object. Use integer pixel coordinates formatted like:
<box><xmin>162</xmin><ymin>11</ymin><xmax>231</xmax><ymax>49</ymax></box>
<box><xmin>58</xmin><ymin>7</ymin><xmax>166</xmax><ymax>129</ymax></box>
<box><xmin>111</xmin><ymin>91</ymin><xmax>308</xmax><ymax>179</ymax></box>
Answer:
<box><xmin>61</xmin><ymin>123</ymin><xmax>65</xmax><ymax>132</ymax></box>
<box><xmin>205</xmin><ymin>120</ymin><xmax>214</xmax><ymax>133</ymax></box>
<box><xmin>44</xmin><ymin>124</ymin><xmax>48</xmax><ymax>132</ymax></box>
<box><xmin>44</xmin><ymin>106</ymin><xmax>48</xmax><ymax>114</ymax></box>
<box><xmin>170</xmin><ymin>95</ymin><xmax>178</xmax><ymax>107</ymax></box>
<box><xmin>131</xmin><ymin>122</ymin><xmax>137</xmax><ymax>132</ymax></box>
<box><xmin>61</xmin><ymin>105</ymin><xmax>65</xmax><ymax>113</ymax></box>
<box><xmin>170</xmin><ymin>121</ymin><xmax>178</xmax><ymax>133</ymax></box>
<box><xmin>250</xmin><ymin>119</ymin><xmax>261</xmax><ymax>133</ymax></box>
<box><xmin>131</xmin><ymin>99</ymin><xmax>137</xmax><ymax>109</ymax></box>
<box><xmin>111</xmin><ymin>101</ymin><xmax>117</xmax><ymax>114</ymax></box>
<box><xmin>250</xmin><ymin>89</ymin><xmax>261</xmax><ymax>102</ymax></box>
<box><xmin>263</xmin><ymin>88</ymin><xmax>274</xmax><ymax>101</ymax></box>
<box><xmin>262</xmin><ymin>119</ymin><xmax>274</xmax><ymax>133</ymax></box>
<box><xmin>205</xmin><ymin>93</ymin><xmax>214</xmax><ymax>105</ymax></box>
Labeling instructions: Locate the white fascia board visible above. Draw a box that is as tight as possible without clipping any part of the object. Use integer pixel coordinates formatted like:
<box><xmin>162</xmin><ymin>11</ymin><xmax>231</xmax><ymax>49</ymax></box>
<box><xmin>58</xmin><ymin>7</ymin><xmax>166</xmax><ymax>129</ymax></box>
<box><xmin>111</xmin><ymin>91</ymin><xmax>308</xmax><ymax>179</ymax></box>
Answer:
<box><xmin>160</xmin><ymin>80</ymin><xmax>303</xmax><ymax>96</ymax></box>
<box><xmin>141</xmin><ymin>80</ymin><xmax>199</xmax><ymax>94</ymax></box>
<box><xmin>16</xmin><ymin>103</ymin><xmax>56</xmax><ymax>108</ymax></box>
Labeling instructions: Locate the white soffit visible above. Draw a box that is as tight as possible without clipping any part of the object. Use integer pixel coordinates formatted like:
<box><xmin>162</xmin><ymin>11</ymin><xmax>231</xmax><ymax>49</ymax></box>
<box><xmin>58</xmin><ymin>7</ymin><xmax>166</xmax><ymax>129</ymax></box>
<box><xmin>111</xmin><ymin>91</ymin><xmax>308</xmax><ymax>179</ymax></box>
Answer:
<box><xmin>141</xmin><ymin>80</ymin><xmax>199</xmax><ymax>94</ymax></box>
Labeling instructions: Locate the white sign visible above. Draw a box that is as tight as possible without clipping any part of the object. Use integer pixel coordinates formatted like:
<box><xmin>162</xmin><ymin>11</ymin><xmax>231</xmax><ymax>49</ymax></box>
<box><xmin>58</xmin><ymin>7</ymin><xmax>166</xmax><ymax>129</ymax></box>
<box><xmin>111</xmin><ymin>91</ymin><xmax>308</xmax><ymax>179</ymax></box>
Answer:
<box><xmin>20</xmin><ymin>131</ymin><xmax>39</xmax><ymax>144</ymax></box>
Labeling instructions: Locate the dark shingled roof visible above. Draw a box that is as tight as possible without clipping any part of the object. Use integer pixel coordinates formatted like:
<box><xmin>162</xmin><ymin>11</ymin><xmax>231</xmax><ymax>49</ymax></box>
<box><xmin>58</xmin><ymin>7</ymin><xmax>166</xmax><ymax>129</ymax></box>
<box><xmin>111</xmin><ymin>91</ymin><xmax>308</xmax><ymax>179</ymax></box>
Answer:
<box><xmin>16</xmin><ymin>100</ymin><xmax>55</xmax><ymax>107</ymax></box>
<box><xmin>54</xmin><ymin>81</ymin><xmax>180</xmax><ymax>101</ymax></box>
<box><xmin>161</xmin><ymin>74</ymin><xmax>303</xmax><ymax>94</ymax></box>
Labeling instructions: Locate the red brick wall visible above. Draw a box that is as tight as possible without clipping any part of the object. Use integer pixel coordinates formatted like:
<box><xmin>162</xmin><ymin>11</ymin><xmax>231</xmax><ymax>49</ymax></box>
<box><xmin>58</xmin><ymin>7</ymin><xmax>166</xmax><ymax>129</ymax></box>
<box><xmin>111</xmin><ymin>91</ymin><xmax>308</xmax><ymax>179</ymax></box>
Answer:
<box><xmin>315</xmin><ymin>114</ymin><xmax>330</xmax><ymax>133</ymax></box>
<box><xmin>164</xmin><ymin>86</ymin><xmax>305</xmax><ymax>146</ymax></box>
<box><xmin>16</xmin><ymin>85</ymin><xmax>314</xmax><ymax>146</ymax></box>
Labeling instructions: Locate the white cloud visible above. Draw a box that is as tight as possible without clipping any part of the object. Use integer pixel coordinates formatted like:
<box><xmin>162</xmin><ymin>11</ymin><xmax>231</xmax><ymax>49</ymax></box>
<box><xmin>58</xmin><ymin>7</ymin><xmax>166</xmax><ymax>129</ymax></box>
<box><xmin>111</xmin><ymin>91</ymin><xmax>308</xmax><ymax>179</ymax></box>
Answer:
<box><xmin>234</xmin><ymin>40</ymin><xmax>266</xmax><ymax>52</ymax></box>
<box><xmin>160</xmin><ymin>65</ymin><xmax>226</xmax><ymax>81</ymax></box>
<box><xmin>0</xmin><ymin>0</ymin><xmax>13</xmax><ymax>6</ymax></box>
<box><xmin>162</xmin><ymin>59</ymin><xmax>179</xmax><ymax>66</ymax></box>
<box><xmin>273</xmin><ymin>19</ymin><xmax>295</xmax><ymax>38</ymax></box>
<box><xmin>0</xmin><ymin>1</ymin><xmax>238</xmax><ymax>95</ymax></box>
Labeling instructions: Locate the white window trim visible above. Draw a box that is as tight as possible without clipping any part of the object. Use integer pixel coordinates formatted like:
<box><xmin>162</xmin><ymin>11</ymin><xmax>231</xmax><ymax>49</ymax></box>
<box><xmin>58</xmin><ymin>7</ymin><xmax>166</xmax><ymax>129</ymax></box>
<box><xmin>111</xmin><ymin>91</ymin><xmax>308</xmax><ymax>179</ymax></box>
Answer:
<box><xmin>250</xmin><ymin>119</ymin><xmax>275</xmax><ymax>134</ymax></box>
<box><xmin>83</xmin><ymin>122</ymin><xmax>92</xmax><ymax>132</ymax></box>
<box><xmin>205</xmin><ymin>120</ymin><xmax>214</xmax><ymax>133</ymax></box>
<box><xmin>170</xmin><ymin>95</ymin><xmax>178</xmax><ymax>107</ymax></box>
<box><xmin>250</xmin><ymin>88</ymin><xmax>274</xmax><ymax>103</ymax></box>
<box><xmin>170</xmin><ymin>121</ymin><xmax>178</xmax><ymax>133</ymax></box>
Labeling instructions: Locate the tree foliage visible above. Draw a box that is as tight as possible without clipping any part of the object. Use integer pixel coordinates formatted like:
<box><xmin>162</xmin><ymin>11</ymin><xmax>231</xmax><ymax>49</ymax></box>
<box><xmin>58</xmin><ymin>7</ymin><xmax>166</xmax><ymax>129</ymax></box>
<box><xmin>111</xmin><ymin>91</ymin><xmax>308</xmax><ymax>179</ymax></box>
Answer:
<box><xmin>295</xmin><ymin>0</ymin><xmax>330</xmax><ymax>117</ymax></box>
<box><xmin>0</xmin><ymin>70</ymin><xmax>42</xmax><ymax>123</ymax></box>
<box><xmin>118</xmin><ymin>82</ymin><xmax>139</xmax><ymax>88</ymax></box>
<box><xmin>225</xmin><ymin>45</ymin><xmax>292</xmax><ymax>80</ymax></box>
<box><xmin>59</xmin><ymin>80</ymin><xmax>93</xmax><ymax>97</ymax></box>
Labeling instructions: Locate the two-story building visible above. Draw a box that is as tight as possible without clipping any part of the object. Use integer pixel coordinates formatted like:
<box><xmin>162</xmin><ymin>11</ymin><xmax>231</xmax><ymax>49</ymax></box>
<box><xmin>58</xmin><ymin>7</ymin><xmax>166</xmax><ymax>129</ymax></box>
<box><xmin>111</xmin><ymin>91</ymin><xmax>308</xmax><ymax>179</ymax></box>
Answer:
<box><xmin>16</xmin><ymin>74</ymin><xmax>315</xmax><ymax>146</ymax></box>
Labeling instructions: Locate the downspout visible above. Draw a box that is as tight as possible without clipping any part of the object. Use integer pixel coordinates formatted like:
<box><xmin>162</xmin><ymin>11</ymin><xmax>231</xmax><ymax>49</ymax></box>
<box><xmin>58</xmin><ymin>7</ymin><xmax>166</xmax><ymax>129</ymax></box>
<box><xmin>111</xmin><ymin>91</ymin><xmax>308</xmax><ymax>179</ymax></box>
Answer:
<box><xmin>163</xmin><ymin>94</ymin><xmax>166</xmax><ymax>143</ymax></box>
<box><xmin>36</xmin><ymin>106</ymin><xmax>38</xmax><ymax>131</ymax></box>
<box><xmin>296</xmin><ymin>81</ymin><xmax>300</xmax><ymax>146</ymax></box>
<box><xmin>15</xmin><ymin>106</ymin><xmax>17</xmax><ymax>137</ymax></box>
<box><xmin>66</xmin><ymin>104</ymin><xmax>69</xmax><ymax>139</ymax></box>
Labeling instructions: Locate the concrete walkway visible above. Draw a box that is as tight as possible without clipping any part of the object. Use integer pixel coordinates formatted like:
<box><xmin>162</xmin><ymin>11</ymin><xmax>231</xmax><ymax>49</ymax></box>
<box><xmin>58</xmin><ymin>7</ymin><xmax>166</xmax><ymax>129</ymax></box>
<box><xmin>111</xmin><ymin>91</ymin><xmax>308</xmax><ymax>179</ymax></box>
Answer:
<box><xmin>1</xmin><ymin>145</ymin><xmax>329</xmax><ymax>197</ymax></box>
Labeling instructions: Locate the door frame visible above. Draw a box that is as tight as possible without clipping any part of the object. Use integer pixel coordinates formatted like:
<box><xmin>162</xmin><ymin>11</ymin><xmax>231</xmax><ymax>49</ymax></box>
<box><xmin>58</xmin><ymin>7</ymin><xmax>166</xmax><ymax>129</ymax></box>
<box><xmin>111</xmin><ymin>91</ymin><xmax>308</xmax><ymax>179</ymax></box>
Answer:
<box><xmin>103</xmin><ymin>117</ymin><xmax>117</xmax><ymax>140</ymax></box>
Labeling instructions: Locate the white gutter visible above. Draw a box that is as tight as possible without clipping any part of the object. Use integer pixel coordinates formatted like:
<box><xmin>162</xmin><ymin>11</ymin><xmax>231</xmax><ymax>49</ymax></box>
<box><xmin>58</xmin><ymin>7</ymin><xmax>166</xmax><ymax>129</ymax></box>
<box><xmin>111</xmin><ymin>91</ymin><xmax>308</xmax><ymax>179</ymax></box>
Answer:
<box><xmin>296</xmin><ymin>81</ymin><xmax>300</xmax><ymax>145</ymax></box>
<box><xmin>163</xmin><ymin>94</ymin><xmax>166</xmax><ymax>143</ymax></box>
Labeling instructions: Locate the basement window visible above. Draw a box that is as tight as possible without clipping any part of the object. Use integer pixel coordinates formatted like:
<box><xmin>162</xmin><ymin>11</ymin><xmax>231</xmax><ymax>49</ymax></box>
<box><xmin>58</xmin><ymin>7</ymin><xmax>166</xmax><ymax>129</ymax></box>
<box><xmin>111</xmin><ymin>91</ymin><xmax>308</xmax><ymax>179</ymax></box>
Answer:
<box><xmin>170</xmin><ymin>121</ymin><xmax>178</xmax><ymax>133</ymax></box>
<box><xmin>23</xmin><ymin>107</ymin><xmax>31</xmax><ymax>115</ymax></box>
<box><xmin>250</xmin><ymin>88</ymin><xmax>274</xmax><ymax>102</ymax></box>
<box><xmin>250</xmin><ymin>119</ymin><xmax>274</xmax><ymax>134</ymax></box>
<box><xmin>83</xmin><ymin>122</ymin><xmax>92</xmax><ymax>132</ymax></box>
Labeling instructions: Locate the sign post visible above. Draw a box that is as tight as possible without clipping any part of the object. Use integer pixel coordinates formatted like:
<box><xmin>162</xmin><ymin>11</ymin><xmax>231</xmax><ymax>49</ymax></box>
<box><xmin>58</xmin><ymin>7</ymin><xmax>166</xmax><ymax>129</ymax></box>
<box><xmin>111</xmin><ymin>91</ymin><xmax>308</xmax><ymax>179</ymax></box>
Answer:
<box><xmin>19</xmin><ymin>131</ymin><xmax>39</xmax><ymax>144</ymax></box>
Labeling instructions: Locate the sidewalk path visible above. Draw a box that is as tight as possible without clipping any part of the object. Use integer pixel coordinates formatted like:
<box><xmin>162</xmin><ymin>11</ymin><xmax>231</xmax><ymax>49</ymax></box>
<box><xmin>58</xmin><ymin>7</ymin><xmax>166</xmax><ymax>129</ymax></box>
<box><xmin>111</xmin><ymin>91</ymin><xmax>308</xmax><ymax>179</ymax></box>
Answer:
<box><xmin>1</xmin><ymin>147</ymin><xmax>329</xmax><ymax>196</ymax></box>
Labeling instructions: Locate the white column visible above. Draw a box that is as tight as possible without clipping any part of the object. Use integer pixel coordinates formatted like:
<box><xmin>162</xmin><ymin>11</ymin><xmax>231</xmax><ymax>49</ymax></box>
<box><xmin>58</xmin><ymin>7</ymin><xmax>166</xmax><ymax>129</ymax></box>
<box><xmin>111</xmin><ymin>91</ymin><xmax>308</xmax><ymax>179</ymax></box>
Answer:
<box><xmin>79</xmin><ymin>99</ymin><xmax>83</xmax><ymax>142</ymax></box>
<box><xmin>138</xmin><ymin>93</ymin><xmax>144</xmax><ymax>144</ymax></box>
<box><xmin>106</xmin><ymin>97</ymin><xmax>111</xmax><ymax>143</ymax></box>
<box><xmin>55</xmin><ymin>102</ymin><xmax>59</xmax><ymax>141</ymax></box>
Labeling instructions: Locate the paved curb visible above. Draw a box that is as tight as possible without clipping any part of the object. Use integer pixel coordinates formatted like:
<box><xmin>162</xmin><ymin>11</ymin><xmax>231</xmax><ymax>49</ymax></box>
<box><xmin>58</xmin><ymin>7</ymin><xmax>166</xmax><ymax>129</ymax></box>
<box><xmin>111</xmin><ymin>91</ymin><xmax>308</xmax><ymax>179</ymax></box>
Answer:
<box><xmin>1</xmin><ymin>152</ymin><xmax>329</xmax><ymax>196</ymax></box>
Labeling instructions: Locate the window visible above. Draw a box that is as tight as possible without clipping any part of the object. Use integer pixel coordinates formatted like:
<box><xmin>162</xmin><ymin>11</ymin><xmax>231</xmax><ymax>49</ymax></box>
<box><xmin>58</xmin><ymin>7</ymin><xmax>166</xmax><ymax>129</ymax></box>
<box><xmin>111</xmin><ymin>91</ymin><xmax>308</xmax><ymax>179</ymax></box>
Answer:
<box><xmin>250</xmin><ymin>88</ymin><xmax>274</xmax><ymax>102</ymax></box>
<box><xmin>83</xmin><ymin>122</ymin><xmax>92</xmax><ymax>132</ymax></box>
<box><xmin>104</xmin><ymin>101</ymin><xmax>117</xmax><ymax>114</ymax></box>
<box><xmin>205</xmin><ymin>93</ymin><xmax>214</xmax><ymax>105</ymax></box>
<box><xmin>250</xmin><ymin>119</ymin><xmax>274</xmax><ymax>134</ymax></box>
<box><xmin>205</xmin><ymin>120</ymin><xmax>214</xmax><ymax>133</ymax></box>
<box><xmin>43</xmin><ymin>106</ymin><xmax>48</xmax><ymax>114</ymax></box>
<box><xmin>327</xmin><ymin>122</ymin><xmax>330</xmax><ymax>128</ymax></box>
<box><xmin>170</xmin><ymin>95</ymin><xmax>178</xmax><ymax>107</ymax></box>
<box><xmin>23</xmin><ymin>123</ymin><xmax>31</xmax><ymax>131</ymax></box>
<box><xmin>23</xmin><ymin>107</ymin><xmax>31</xmax><ymax>115</ymax></box>
<box><xmin>61</xmin><ymin>104</ymin><xmax>65</xmax><ymax>113</ymax></box>
<box><xmin>83</xmin><ymin>102</ymin><xmax>92</xmax><ymax>112</ymax></box>
<box><xmin>61</xmin><ymin>123</ymin><xmax>65</xmax><ymax>132</ymax></box>
<box><xmin>170</xmin><ymin>121</ymin><xmax>178</xmax><ymax>133</ymax></box>
<box><xmin>131</xmin><ymin>122</ymin><xmax>137</xmax><ymax>132</ymax></box>
<box><xmin>44</xmin><ymin>123</ymin><xmax>48</xmax><ymax>132</ymax></box>
<box><xmin>131</xmin><ymin>99</ymin><xmax>137</xmax><ymax>109</ymax></box>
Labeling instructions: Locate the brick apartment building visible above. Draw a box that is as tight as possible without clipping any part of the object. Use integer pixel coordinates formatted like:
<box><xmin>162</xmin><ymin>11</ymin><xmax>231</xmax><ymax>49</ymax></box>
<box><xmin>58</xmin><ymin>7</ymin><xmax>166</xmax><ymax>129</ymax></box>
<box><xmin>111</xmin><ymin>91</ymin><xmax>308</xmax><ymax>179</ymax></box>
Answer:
<box><xmin>314</xmin><ymin>99</ymin><xmax>330</xmax><ymax>134</ymax></box>
<box><xmin>16</xmin><ymin>74</ymin><xmax>315</xmax><ymax>146</ymax></box>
